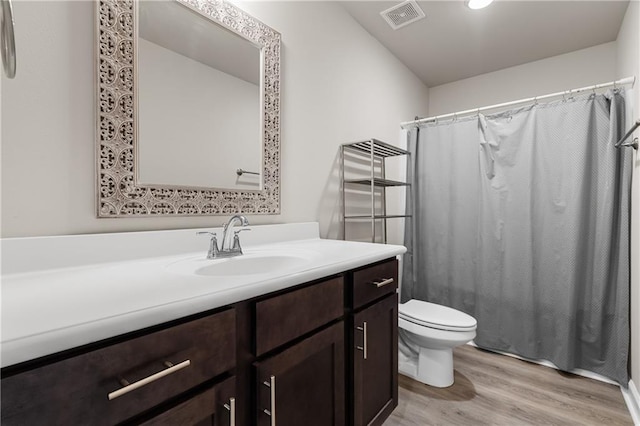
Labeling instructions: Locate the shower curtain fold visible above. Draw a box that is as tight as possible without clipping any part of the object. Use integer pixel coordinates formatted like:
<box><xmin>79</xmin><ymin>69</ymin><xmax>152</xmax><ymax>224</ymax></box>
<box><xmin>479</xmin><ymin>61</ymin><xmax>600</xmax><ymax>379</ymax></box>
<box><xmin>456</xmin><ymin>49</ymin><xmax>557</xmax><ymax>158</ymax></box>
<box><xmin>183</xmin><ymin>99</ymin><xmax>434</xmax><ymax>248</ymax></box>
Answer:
<box><xmin>403</xmin><ymin>90</ymin><xmax>632</xmax><ymax>385</ymax></box>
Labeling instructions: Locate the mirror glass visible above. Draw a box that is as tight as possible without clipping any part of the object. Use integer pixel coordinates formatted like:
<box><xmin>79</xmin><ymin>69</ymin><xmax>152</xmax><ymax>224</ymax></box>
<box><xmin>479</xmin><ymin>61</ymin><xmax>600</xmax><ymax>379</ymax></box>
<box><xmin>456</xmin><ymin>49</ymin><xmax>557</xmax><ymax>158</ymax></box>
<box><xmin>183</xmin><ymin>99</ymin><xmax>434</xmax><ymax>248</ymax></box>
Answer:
<box><xmin>137</xmin><ymin>0</ymin><xmax>262</xmax><ymax>190</ymax></box>
<box><xmin>95</xmin><ymin>0</ymin><xmax>280</xmax><ymax>217</ymax></box>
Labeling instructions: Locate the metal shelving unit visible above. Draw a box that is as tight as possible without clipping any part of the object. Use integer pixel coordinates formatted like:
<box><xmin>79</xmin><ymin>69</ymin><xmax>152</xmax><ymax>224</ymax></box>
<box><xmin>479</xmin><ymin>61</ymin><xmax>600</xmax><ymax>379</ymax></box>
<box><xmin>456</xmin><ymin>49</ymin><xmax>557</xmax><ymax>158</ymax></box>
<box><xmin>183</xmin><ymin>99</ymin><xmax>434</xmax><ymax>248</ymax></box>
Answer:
<box><xmin>341</xmin><ymin>138</ymin><xmax>411</xmax><ymax>243</ymax></box>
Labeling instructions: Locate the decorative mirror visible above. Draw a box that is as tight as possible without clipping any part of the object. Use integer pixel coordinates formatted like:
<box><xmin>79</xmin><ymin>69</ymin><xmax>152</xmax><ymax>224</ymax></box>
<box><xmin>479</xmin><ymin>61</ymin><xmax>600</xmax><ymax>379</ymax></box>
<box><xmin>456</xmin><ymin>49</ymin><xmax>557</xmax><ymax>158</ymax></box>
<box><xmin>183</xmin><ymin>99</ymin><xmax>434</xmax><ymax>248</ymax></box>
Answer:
<box><xmin>96</xmin><ymin>0</ymin><xmax>281</xmax><ymax>217</ymax></box>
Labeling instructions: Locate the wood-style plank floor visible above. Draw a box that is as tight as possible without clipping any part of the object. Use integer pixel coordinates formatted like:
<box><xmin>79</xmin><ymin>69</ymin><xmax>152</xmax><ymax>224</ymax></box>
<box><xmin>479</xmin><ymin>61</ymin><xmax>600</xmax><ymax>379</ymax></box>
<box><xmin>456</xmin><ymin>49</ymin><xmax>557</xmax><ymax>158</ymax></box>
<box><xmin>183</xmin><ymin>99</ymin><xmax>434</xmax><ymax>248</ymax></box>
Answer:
<box><xmin>385</xmin><ymin>345</ymin><xmax>633</xmax><ymax>425</ymax></box>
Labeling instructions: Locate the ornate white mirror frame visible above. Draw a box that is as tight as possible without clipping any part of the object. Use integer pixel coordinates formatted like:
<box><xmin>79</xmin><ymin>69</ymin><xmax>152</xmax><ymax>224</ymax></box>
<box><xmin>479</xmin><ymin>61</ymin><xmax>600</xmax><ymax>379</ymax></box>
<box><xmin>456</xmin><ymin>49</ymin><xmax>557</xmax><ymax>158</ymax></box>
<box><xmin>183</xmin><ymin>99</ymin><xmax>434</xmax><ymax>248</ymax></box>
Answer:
<box><xmin>96</xmin><ymin>0</ymin><xmax>281</xmax><ymax>217</ymax></box>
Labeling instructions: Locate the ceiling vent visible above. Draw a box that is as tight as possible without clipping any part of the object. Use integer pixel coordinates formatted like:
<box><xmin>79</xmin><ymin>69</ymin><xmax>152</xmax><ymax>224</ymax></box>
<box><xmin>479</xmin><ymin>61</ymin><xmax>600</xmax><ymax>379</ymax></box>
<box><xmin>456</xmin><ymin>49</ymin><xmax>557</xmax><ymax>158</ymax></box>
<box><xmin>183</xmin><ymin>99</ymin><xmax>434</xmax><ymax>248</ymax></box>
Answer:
<box><xmin>380</xmin><ymin>0</ymin><xmax>426</xmax><ymax>30</ymax></box>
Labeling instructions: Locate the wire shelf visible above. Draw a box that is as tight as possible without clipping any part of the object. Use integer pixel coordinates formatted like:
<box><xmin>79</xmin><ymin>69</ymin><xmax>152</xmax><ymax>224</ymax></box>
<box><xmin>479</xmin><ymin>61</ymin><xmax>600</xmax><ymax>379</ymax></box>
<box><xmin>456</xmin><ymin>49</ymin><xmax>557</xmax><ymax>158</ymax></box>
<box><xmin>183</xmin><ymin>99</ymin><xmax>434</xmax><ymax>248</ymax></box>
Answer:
<box><xmin>341</xmin><ymin>137</ymin><xmax>411</xmax><ymax>244</ymax></box>
<box><xmin>342</xmin><ymin>139</ymin><xmax>409</xmax><ymax>158</ymax></box>
<box><xmin>344</xmin><ymin>178</ymin><xmax>410</xmax><ymax>187</ymax></box>
<box><xmin>344</xmin><ymin>214</ymin><xmax>412</xmax><ymax>219</ymax></box>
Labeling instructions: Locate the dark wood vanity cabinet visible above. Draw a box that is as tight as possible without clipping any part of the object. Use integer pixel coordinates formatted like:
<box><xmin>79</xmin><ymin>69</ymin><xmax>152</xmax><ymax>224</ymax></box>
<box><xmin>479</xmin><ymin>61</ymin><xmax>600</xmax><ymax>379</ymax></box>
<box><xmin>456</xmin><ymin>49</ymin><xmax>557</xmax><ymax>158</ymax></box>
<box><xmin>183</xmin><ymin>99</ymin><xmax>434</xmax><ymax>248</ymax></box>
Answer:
<box><xmin>349</xmin><ymin>258</ymin><xmax>399</xmax><ymax>426</ymax></box>
<box><xmin>1</xmin><ymin>257</ymin><xmax>399</xmax><ymax>426</ymax></box>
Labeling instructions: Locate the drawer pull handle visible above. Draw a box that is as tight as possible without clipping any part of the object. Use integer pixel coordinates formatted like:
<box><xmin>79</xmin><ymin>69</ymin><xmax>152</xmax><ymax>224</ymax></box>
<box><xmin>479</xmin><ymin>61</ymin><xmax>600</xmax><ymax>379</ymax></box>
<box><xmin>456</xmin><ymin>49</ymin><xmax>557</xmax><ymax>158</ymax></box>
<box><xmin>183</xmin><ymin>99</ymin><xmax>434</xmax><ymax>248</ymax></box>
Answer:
<box><xmin>107</xmin><ymin>359</ymin><xmax>191</xmax><ymax>400</ymax></box>
<box><xmin>371</xmin><ymin>277</ymin><xmax>394</xmax><ymax>288</ymax></box>
<box><xmin>262</xmin><ymin>375</ymin><xmax>276</xmax><ymax>425</ymax></box>
<box><xmin>224</xmin><ymin>397</ymin><xmax>236</xmax><ymax>426</ymax></box>
<box><xmin>356</xmin><ymin>321</ymin><xmax>368</xmax><ymax>360</ymax></box>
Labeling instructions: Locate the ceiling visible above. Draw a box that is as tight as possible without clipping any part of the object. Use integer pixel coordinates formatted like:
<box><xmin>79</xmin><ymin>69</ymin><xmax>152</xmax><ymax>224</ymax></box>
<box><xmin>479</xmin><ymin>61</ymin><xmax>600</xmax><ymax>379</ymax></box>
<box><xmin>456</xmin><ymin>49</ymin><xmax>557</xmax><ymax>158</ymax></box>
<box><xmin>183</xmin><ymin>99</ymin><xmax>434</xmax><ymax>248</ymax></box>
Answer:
<box><xmin>341</xmin><ymin>0</ymin><xmax>629</xmax><ymax>87</ymax></box>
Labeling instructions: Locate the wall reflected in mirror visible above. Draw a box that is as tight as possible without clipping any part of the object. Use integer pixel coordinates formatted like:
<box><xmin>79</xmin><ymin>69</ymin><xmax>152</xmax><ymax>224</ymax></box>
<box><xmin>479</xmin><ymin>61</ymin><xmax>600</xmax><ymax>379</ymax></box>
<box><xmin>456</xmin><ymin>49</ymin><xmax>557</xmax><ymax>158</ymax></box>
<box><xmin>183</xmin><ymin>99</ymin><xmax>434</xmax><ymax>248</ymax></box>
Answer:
<box><xmin>137</xmin><ymin>0</ymin><xmax>262</xmax><ymax>190</ymax></box>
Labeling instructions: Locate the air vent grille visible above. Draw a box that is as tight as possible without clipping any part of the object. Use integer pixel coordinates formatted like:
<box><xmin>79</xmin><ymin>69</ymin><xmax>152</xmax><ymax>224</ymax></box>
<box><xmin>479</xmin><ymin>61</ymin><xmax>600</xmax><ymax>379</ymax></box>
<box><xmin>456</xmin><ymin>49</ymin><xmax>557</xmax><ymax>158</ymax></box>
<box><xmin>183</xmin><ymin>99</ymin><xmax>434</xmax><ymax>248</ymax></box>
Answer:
<box><xmin>380</xmin><ymin>0</ymin><xmax>425</xmax><ymax>30</ymax></box>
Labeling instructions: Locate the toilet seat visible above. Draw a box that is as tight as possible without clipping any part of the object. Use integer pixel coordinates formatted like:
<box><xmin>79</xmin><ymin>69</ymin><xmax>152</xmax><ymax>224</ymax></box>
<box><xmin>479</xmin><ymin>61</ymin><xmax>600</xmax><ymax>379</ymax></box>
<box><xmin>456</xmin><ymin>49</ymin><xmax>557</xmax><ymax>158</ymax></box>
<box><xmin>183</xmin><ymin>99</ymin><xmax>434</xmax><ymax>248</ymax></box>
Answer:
<box><xmin>399</xmin><ymin>300</ymin><xmax>477</xmax><ymax>332</ymax></box>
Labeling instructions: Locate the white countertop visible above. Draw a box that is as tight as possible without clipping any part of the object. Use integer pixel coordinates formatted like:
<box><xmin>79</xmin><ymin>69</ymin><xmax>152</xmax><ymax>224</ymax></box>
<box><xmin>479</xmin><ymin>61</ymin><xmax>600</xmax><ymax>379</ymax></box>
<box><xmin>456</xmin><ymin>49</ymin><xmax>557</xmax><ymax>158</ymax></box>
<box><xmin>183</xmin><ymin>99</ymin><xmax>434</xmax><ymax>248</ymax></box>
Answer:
<box><xmin>1</xmin><ymin>224</ymin><xmax>405</xmax><ymax>368</ymax></box>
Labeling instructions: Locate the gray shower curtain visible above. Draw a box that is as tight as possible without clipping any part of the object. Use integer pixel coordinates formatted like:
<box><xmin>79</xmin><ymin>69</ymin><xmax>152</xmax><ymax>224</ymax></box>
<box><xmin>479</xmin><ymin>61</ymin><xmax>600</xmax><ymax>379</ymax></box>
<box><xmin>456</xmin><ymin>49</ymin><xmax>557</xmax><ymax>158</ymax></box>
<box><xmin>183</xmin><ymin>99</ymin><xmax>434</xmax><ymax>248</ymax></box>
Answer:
<box><xmin>402</xmin><ymin>90</ymin><xmax>632</xmax><ymax>385</ymax></box>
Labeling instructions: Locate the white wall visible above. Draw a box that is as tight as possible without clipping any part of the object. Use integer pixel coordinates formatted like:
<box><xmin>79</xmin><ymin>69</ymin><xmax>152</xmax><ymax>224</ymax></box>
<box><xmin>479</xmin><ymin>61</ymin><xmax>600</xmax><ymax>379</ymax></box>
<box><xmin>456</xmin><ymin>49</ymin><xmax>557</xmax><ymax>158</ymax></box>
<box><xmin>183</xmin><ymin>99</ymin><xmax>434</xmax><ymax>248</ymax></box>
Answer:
<box><xmin>236</xmin><ymin>1</ymin><xmax>428</xmax><ymax>242</ymax></box>
<box><xmin>428</xmin><ymin>42</ymin><xmax>617</xmax><ymax>117</ymax></box>
<box><xmin>616</xmin><ymin>0</ymin><xmax>640</xmax><ymax>387</ymax></box>
<box><xmin>0</xmin><ymin>1</ymin><xmax>429</xmax><ymax>238</ymax></box>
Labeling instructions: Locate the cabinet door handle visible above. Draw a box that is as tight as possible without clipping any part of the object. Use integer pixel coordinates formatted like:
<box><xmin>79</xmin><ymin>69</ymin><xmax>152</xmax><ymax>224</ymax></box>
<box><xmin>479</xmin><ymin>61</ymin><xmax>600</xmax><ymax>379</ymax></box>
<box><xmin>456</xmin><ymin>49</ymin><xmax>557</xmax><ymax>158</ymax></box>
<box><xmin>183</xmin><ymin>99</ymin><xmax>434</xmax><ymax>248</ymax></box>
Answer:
<box><xmin>356</xmin><ymin>321</ymin><xmax>368</xmax><ymax>360</ymax></box>
<box><xmin>262</xmin><ymin>375</ymin><xmax>276</xmax><ymax>425</ymax></box>
<box><xmin>107</xmin><ymin>359</ymin><xmax>191</xmax><ymax>400</ymax></box>
<box><xmin>223</xmin><ymin>397</ymin><xmax>236</xmax><ymax>426</ymax></box>
<box><xmin>371</xmin><ymin>277</ymin><xmax>394</xmax><ymax>288</ymax></box>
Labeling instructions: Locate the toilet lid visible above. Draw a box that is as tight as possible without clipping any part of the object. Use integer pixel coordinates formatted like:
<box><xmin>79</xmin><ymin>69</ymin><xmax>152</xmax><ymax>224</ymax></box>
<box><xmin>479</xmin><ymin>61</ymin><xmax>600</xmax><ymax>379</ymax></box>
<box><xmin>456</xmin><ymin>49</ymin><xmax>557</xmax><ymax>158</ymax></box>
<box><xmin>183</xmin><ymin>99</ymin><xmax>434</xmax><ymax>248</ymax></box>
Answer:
<box><xmin>399</xmin><ymin>300</ymin><xmax>477</xmax><ymax>331</ymax></box>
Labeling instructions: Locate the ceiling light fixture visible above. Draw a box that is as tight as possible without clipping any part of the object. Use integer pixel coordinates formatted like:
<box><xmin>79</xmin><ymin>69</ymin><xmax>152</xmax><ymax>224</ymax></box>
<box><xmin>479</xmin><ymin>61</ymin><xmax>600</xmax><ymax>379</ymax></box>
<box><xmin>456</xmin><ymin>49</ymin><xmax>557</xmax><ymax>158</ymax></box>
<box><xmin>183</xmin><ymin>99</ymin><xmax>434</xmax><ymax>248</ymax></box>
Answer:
<box><xmin>466</xmin><ymin>0</ymin><xmax>494</xmax><ymax>10</ymax></box>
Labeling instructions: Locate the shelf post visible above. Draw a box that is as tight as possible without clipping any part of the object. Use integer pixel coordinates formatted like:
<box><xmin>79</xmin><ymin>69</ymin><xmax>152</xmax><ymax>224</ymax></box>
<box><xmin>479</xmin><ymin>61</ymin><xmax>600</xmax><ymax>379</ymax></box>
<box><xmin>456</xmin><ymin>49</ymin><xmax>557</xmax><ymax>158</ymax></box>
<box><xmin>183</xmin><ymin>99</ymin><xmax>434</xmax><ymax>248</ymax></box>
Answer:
<box><xmin>370</xmin><ymin>140</ymin><xmax>376</xmax><ymax>243</ymax></box>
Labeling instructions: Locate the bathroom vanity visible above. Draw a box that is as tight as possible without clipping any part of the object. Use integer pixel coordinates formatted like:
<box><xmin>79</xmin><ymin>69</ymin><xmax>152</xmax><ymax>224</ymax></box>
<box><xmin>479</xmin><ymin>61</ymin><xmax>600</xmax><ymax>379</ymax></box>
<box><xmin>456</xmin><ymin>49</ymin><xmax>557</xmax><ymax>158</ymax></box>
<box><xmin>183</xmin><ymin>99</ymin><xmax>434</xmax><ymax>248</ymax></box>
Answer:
<box><xmin>1</xmin><ymin>223</ymin><xmax>403</xmax><ymax>425</ymax></box>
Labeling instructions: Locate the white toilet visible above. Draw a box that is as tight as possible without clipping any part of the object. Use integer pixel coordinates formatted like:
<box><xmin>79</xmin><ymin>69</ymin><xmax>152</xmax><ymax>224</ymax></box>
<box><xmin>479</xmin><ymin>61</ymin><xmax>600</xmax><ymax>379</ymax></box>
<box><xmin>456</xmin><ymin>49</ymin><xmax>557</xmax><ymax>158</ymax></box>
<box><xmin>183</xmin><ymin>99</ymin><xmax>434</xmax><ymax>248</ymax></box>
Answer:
<box><xmin>398</xmin><ymin>299</ymin><xmax>477</xmax><ymax>388</ymax></box>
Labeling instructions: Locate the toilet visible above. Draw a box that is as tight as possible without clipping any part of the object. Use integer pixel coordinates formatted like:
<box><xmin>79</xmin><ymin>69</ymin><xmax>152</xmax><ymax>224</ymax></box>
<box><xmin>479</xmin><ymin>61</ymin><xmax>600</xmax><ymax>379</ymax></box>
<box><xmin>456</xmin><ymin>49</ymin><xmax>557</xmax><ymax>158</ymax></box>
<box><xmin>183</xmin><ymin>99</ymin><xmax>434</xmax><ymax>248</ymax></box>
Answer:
<box><xmin>398</xmin><ymin>299</ymin><xmax>477</xmax><ymax>388</ymax></box>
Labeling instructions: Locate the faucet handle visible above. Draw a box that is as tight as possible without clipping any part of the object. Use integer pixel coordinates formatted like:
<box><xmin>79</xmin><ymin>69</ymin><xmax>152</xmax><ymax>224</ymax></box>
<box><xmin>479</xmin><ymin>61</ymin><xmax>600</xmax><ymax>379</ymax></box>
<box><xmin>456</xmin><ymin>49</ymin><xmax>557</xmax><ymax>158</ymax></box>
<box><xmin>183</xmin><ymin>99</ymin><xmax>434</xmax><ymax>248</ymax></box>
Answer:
<box><xmin>197</xmin><ymin>231</ymin><xmax>217</xmax><ymax>237</ymax></box>
<box><xmin>197</xmin><ymin>231</ymin><xmax>219</xmax><ymax>259</ymax></box>
<box><xmin>231</xmin><ymin>228</ymin><xmax>250</xmax><ymax>252</ymax></box>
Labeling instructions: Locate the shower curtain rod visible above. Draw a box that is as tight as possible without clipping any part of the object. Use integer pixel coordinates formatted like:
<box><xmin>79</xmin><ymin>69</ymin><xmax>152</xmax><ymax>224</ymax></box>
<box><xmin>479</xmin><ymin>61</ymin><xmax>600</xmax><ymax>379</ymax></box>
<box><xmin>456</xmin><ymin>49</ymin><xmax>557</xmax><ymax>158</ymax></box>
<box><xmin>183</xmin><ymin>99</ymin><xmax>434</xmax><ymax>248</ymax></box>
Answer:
<box><xmin>400</xmin><ymin>76</ymin><xmax>636</xmax><ymax>129</ymax></box>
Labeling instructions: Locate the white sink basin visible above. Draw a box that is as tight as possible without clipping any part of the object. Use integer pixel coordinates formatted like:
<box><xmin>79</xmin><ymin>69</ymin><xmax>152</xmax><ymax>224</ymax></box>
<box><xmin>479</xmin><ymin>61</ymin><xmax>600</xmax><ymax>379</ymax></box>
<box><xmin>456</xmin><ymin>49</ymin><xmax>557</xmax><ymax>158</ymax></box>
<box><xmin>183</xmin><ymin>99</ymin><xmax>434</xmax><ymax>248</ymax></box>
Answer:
<box><xmin>166</xmin><ymin>250</ymin><xmax>314</xmax><ymax>277</ymax></box>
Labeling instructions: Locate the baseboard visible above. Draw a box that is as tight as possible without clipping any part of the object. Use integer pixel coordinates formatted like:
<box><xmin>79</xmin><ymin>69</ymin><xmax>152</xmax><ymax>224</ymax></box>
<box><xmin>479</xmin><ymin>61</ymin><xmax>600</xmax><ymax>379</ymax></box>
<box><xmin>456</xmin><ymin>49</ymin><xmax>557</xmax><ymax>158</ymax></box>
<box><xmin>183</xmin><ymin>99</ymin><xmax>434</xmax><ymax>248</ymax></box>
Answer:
<box><xmin>622</xmin><ymin>379</ymin><xmax>640</xmax><ymax>425</ymax></box>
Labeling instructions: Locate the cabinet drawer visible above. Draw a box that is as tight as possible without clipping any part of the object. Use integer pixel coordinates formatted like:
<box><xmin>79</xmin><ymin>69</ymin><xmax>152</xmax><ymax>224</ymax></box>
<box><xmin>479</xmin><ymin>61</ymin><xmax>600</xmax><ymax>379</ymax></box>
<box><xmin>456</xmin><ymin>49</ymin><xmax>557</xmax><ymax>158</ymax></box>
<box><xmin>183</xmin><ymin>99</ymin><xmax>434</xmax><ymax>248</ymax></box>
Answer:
<box><xmin>255</xmin><ymin>277</ymin><xmax>344</xmax><ymax>356</ymax></box>
<box><xmin>1</xmin><ymin>309</ymin><xmax>236</xmax><ymax>426</ymax></box>
<box><xmin>352</xmin><ymin>258</ymin><xmax>398</xmax><ymax>309</ymax></box>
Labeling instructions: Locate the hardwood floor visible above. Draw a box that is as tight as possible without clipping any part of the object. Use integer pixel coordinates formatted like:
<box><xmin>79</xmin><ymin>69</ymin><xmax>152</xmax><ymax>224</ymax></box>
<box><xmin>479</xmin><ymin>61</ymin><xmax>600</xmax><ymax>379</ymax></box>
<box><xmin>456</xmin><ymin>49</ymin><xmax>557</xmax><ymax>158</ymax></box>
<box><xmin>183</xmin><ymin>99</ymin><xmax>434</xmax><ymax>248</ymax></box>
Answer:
<box><xmin>385</xmin><ymin>345</ymin><xmax>633</xmax><ymax>425</ymax></box>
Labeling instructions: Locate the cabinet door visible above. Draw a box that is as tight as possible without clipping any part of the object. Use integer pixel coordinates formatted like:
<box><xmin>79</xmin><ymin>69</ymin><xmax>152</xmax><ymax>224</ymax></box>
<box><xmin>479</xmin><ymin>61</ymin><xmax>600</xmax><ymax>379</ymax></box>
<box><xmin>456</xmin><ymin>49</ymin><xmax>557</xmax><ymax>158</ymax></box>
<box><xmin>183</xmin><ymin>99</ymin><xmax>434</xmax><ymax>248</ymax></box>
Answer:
<box><xmin>255</xmin><ymin>322</ymin><xmax>345</xmax><ymax>426</ymax></box>
<box><xmin>141</xmin><ymin>376</ymin><xmax>236</xmax><ymax>426</ymax></box>
<box><xmin>353</xmin><ymin>294</ymin><xmax>398</xmax><ymax>426</ymax></box>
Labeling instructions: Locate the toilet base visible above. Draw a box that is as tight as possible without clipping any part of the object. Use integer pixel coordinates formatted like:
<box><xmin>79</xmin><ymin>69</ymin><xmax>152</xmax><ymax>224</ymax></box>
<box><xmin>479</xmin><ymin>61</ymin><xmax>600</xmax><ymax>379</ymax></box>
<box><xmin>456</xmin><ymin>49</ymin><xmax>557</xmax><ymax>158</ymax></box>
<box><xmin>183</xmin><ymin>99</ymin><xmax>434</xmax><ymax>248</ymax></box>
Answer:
<box><xmin>398</xmin><ymin>311</ymin><xmax>476</xmax><ymax>388</ymax></box>
<box><xmin>417</xmin><ymin>347</ymin><xmax>454</xmax><ymax>388</ymax></box>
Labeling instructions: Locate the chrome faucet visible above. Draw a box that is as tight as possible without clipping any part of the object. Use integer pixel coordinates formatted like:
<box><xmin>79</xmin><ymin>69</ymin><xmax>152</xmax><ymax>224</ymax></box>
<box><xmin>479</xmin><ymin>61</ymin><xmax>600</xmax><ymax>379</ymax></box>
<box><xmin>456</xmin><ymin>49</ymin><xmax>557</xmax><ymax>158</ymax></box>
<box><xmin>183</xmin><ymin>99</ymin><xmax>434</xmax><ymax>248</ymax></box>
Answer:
<box><xmin>197</xmin><ymin>214</ymin><xmax>250</xmax><ymax>259</ymax></box>
<box><xmin>221</xmin><ymin>214</ymin><xmax>250</xmax><ymax>252</ymax></box>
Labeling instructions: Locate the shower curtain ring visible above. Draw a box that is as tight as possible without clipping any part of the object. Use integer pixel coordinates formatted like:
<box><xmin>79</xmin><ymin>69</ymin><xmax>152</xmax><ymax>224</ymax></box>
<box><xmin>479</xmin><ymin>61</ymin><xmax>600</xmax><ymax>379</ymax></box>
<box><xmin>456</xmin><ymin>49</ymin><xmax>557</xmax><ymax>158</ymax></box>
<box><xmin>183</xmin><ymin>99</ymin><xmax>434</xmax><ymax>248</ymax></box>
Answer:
<box><xmin>453</xmin><ymin>113</ymin><xmax>458</xmax><ymax>122</ymax></box>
